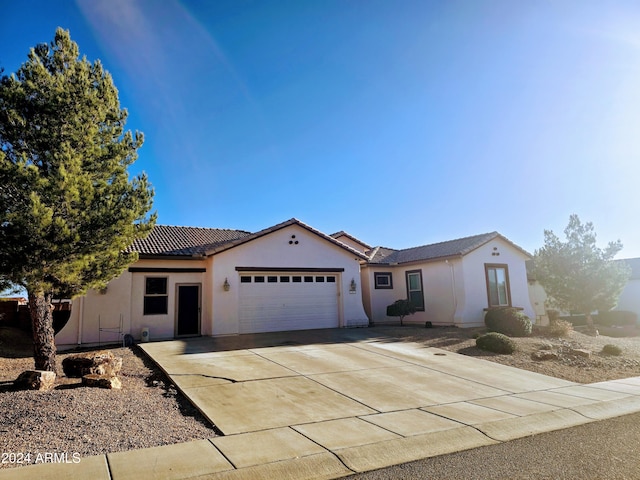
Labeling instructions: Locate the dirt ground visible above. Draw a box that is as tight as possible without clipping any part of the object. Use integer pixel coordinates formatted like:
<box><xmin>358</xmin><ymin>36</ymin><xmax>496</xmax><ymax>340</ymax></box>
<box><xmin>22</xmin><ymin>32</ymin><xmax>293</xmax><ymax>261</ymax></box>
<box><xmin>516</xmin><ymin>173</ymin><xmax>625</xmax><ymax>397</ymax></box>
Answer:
<box><xmin>1</xmin><ymin>323</ymin><xmax>639</xmax><ymax>469</ymax></box>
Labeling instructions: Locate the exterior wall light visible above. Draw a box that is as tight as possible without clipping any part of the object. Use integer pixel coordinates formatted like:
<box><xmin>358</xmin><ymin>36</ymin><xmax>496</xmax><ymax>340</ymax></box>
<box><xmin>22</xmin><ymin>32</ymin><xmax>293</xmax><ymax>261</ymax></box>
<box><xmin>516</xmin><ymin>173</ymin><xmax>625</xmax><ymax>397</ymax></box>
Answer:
<box><xmin>223</xmin><ymin>278</ymin><xmax>230</xmax><ymax>291</ymax></box>
<box><xmin>350</xmin><ymin>278</ymin><xmax>357</xmax><ymax>293</ymax></box>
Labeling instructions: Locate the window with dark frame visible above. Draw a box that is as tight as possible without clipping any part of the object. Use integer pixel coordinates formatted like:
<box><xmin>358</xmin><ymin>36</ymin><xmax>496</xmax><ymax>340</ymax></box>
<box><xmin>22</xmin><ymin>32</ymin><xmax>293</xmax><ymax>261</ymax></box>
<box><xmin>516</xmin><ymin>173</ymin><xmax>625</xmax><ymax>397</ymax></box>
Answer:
<box><xmin>144</xmin><ymin>277</ymin><xmax>168</xmax><ymax>315</ymax></box>
<box><xmin>485</xmin><ymin>264</ymin><xmax>511</xmax><ymax>307</ymax></box>
<box><xmin>326</xmin><ymin>276</ymin><xmax>336</xmax><ymax>283</ymax></box>
<box><xmin>267</xmin><ymin>276</ymin><xmax>278</xmax><ymax>283</ymax></box>
<box><xmin>254</xmin><ymin>276</ymin><xmax>265</xmax><ymax>283</ymax></box>
<box><xmin>292</xmin><ymin>276</ymin><xmax>302</xmax><ymax>283</ymax></box>
<box><xmin>405</xmin><ymin>270</ymin><xmax>425</xmax><ymax>311</ymax></box>
<box><xmin>280</xmin><ymin>276</ymin><xmax>290</xmax><ymax>282</ymax></box>
<box><xmin>374</xmin><ymin>272</ymin><xmax>393</xmax><ymax>289</ymax></box>
<box><xmin>315</xmin><ymin>276</ymin><xmax>325</xmax><ymax>282</ymax></box>
<box><xmin>304</xmin><ymin>276</ymin><xmax>313</xmax><ymax>282</ymax></box>
<box><xmin>240</xmin><ymin>276</ymin><xmax>252</xmax><ymax>283</ymax></box>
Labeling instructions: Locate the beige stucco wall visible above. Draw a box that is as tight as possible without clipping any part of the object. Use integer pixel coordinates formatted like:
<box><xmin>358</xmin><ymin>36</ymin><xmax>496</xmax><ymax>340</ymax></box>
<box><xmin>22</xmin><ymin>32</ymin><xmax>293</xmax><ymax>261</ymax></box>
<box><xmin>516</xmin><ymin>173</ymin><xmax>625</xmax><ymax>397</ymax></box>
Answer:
<box><xmin>363</xmin><ymin>237</ymin><xmax>534</xmax><ymax>328</ymax></box>
<box><xmin>56</xmin><ymin>258</ymin><xmax>207</xmax><ymax>349</ymax></box>
<box><xmin>211</xmin><ymin>224</ymin><xmax>368</xmax><ymax>335</ymax></box>
<box><xmin>362</xmin><ymin>259</ymin><xmax>464</xmax><ymax>326</ymax></box>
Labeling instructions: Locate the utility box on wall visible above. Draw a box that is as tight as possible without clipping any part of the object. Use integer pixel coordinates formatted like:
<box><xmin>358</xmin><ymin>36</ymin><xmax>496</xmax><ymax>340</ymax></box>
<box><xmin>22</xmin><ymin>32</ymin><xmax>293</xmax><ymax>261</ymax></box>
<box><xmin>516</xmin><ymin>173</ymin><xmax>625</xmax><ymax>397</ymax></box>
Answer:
<box><xmin>141</xmin><ymin>327</ymin><xmax>150</xmax><ymax>343</ymax></box>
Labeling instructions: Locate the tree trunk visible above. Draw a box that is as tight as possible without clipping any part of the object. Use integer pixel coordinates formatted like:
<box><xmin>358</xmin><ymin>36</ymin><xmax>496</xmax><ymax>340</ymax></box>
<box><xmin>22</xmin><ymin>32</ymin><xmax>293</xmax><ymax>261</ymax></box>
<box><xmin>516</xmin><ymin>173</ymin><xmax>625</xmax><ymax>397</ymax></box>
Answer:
<box><xmin>585</xmin><ymin>313</ymin><xmax>598</xmax><ymax>336</ymax></box>
<box><xmin>28</xmin><ymin>291</ymin><xmax>57</xmax><ymax>373</ymax></box>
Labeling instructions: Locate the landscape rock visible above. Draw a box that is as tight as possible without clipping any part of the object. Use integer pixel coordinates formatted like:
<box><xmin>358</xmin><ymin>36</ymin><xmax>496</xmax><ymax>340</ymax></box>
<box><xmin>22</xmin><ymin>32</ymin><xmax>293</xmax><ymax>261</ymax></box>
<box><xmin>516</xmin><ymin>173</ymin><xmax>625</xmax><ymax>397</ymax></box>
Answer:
<box><xmin>570</xmin><ymin>348</ymin><xmax>592</xmax><ymax>358</ymax></box>
<box><xmin>62</xmin><ymin>350</ymin><xmax>122</xmax><ymax>378</ymax></box>
<box><xmin>82</xmin><ymin>374</ymin><xmax>122</xmax><ymax>389</ymax></box>
<box><xmin>14</xmin><ymin>370</ymin><xmax>56</xmax><ymax>391</ymax></box>
<box><xmin>531</xmin><ymin>351</ymin><xmax>559</xmax><ymax>361</ymax></box>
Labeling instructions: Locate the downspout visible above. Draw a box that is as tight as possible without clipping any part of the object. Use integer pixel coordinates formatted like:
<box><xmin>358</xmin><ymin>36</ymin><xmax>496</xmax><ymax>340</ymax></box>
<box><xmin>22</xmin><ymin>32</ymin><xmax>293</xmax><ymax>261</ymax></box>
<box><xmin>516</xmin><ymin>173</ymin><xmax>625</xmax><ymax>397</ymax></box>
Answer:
<box><xmin>446</xmin><ymin>260</ymin><xmax>457</xmax><ymax>325</ymax></box>
<box><xmin>77</xmin><ymin>296</ymin><xmax>84</xmax><ymax>345</ymax></box>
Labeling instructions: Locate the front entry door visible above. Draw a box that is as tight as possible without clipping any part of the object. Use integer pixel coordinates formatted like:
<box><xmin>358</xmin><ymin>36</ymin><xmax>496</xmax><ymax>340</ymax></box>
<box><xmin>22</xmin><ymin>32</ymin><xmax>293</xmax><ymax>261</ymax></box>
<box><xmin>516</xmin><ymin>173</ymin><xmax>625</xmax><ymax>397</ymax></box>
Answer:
<box><xmin>176</xmin><ymin>284</ymin><xmax>201</xmax><ymax>337</ymax></box>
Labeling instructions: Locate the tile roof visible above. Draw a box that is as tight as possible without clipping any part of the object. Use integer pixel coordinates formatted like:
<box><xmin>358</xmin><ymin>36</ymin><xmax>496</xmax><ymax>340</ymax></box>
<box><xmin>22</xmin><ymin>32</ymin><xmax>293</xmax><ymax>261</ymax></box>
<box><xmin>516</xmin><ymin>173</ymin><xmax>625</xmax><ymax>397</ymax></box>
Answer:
<box><xmin>369</xmin><ymin>232</ymin><xmax>523</xmax><ymax>264</ymax></box>
<box><xmin>127</xmin><ymin>225</ymin><xmax>251</xmax><ymax>257</ymax></box>
<box><xmin>329</xmin><ymin>231</ymin><xmax>372</xmax><ymax>250</ymax></box>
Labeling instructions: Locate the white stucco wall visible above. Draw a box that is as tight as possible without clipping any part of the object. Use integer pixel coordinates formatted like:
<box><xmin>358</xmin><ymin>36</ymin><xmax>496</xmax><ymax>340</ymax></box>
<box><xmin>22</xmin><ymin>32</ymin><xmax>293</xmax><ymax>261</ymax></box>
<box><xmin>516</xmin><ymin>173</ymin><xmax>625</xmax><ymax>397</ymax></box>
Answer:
<box><xmin>610</xmin><ymin>279</ymin><xmax>640</xmax><ymax>324</ymax></box>
<box><xmin>461</xmin><ymin>238</ymin><xmax>535</xmax><ymax>326</ymax></box>
<box><xmin>211</xmin><ymin>224</ymin><xmax>369</xmax><ymax>335</ymax></box>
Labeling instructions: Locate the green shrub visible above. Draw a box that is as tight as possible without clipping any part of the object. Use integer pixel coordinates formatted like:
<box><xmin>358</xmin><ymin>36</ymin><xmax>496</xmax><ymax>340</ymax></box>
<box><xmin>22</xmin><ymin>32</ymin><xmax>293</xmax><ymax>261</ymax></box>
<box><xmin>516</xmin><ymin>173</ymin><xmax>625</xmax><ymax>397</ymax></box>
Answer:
<box><xmin>597</xmin><ymin>311</ymin><xmax>638</xmax><ymax>327</ymax></box>
<box><xmin>485</xmin><ymin>308</ymin><xmax>532</xmax><ymax>337</ymax></box>
<box><xmin>386</xmin><ymin>299</ymin><xmax>417</xmax><ymax>326</ymax></box>
<box><xmin>476</xmin><ymin>332</ymin><xmax>517</xmax><ymax>354</ymax></box>
<box><xmin>602</xmin><ymin>344</ymin><xmax>623</xmax><ymax>356</ymax></box>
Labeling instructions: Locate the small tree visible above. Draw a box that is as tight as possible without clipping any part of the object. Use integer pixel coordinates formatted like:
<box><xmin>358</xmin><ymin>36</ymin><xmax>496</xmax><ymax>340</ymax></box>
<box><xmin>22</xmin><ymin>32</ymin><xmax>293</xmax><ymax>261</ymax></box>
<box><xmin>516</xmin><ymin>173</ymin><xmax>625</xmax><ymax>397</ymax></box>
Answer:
<box><xmin>0</xmin><ymin>29</ymin><xmax>155</xmax><ymax>372</ymax></box>
<box><xmin>533</xmin><ymin>215</ymin><xmax>630</xmax><ymax>331</ymax></box>
<box><xmin>386</xmin><ymin>299</ymin><xmax>417</xmax><ymax>326</ymax></box>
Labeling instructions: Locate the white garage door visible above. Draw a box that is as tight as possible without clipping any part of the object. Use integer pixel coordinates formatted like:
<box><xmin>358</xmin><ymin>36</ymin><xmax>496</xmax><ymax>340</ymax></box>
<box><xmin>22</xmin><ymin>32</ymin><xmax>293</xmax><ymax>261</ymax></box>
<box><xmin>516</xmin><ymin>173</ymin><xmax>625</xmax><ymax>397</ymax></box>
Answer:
<box><xmin>238</xmin><ymin>272</ymin><xmax>340</xmax><ymax>334</ymax></box>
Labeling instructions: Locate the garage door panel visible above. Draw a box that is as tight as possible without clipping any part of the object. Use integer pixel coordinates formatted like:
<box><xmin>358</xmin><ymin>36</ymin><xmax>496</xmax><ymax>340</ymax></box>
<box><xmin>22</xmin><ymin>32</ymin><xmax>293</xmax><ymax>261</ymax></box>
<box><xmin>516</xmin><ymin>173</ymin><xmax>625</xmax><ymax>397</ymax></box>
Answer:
<box><xmin>239</xmin><ymin>273</ymin><xmax>339</xmax><ymax>334</ymax></box>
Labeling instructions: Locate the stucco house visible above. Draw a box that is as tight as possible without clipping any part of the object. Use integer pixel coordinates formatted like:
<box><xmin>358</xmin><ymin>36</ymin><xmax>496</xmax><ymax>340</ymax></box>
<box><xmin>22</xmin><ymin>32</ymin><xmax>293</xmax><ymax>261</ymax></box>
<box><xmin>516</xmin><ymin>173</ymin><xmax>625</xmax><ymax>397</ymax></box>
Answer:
<box><xmin>526</xmin><ymin>257</ymin><xmax>640</xmax><ymax>325</ymax></box>
<box><xmin>56</xmin><ymin>220</ymin><xmax>536</xmax><ymax>348</ymax></box>
<box><xmin>340</xmin><ymin>232</ymin><xmax>536</xmax><ymax>328</ymax></box>
<box><xmin>615</xmin><ymin>258</ymin><xmax>640</xmax><ymax>322</ymax></box>
<box><xmin>56</xmin><ymin>219</ymin><xmax>370</xmax><ymax>348</ymax></box>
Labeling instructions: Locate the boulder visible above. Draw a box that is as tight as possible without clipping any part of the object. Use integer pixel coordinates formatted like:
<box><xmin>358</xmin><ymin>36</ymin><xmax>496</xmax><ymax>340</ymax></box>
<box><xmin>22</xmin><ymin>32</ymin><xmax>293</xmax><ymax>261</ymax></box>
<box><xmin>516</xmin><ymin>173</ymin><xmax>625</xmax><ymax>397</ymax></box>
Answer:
<box><xmin>62</xmin><ymin>350</ymin><xmax>122</xmax><ymax>378</ymax></box>
<box><xmin>570</xmin><ymin>348</ymin><xmax>592</xmax><ymax>358</ymax></box>
<box><xmin>14</xmin><ymin>370</ymin><xmax>56</xmax><ymax>391</ymax></box>
<box><xmin>531</xmin><ymin>351</ymin><xmax>559</xmax><ymax>361</ymax></box>
<box><xmin>82</xmin><ymin>374</ymin><xmax>122</xmax><ymax>389</ymax></box>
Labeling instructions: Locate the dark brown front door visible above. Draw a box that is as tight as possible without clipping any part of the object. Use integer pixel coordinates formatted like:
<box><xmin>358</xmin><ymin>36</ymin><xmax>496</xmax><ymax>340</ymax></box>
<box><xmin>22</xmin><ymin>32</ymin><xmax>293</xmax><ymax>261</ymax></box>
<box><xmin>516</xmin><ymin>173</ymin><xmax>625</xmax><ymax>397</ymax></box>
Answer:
<box><xmin>176</xmin><ymin>284</ymin><xmax>200</xmax><ymax>336</ymax></box>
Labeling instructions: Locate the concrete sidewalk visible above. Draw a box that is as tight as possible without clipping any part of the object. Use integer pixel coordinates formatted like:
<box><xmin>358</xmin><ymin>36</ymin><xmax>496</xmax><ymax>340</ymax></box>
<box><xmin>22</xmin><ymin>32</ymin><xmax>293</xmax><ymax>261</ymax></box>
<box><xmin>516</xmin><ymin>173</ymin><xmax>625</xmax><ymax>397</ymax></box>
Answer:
<box><xmin>3</xmin><ymin>328</ymin><xmax>640</xmax><ymax>479</ymax></box>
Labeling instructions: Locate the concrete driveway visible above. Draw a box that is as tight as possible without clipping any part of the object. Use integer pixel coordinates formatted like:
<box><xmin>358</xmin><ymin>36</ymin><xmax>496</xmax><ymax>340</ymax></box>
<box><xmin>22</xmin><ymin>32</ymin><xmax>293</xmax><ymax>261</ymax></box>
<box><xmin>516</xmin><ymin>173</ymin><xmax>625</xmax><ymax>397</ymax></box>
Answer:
<box><xmin>6</xmin><ymin>328</ymin><xmax>640</xmax><ymax>480</ymax></box>
<box><xmin>130</xmin><ymin>328</ymin><xmax>640</xmax><ymax>479</ymax></box>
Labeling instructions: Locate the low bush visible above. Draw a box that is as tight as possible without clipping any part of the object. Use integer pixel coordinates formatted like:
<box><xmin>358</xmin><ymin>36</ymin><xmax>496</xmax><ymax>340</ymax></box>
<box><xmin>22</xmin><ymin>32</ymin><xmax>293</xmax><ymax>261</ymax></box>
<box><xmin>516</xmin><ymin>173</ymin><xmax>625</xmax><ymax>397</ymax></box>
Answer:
<box><xmin>546</xmin><ymin>319</ymin><xmax>573</xmax><ymax>338</ymax></box>
<box><xmin>597</xmin><ymin>311</ymin><xmax>638</xmax><ymax>327</ymax></box>
<box><xmin>485</xmin><ymin>308</ymin><xmax>532</xmax><ymax>337</ymax></box>
<box><xmin>476</xmin><ymin>332</ymin><xmax>517</xmax><ymax>354</ymax></box>
<box><xmin>602</xmin><ymin>344</ymin><xmax>623</xmax><ymax>356</ymax></box>
<box><xmin>561</xmin><ymin>314</ymin><xmax>587</xmax><ymax>326</ymax></box>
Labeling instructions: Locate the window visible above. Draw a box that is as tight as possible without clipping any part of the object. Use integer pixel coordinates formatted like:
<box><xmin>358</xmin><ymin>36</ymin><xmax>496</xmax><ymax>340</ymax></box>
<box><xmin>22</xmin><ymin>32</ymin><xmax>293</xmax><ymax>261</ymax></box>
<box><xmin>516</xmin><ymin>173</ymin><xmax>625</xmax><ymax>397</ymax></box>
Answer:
<box><xmin>254</xmin><ymin>276</ymin><xmax>265</xmax><ymax>283</ymax></box>
<box><xmin>280</xmin><ymin>276</ymin><xmax>290</xmax><ymax>282</ymax></box>
<box><xmin>315</xmin><ymin>276</ymin><xmax>325</xmax><ymax>282</ymax></box>
<box><xmin>326</xmin><ymin>276</ymin><xmax>336</xmax><ymax>283</ymax></box>
<box><xmin>485</xmin><ymin>264</ymin><xmax>511</xmax><ymax>307</ymax></box>
<box><xmin>144</xmin><ymin>277</ymin><xmax>168</xmax><ymax>315</ymax></box>
<box><xmin>304</xmin><ymin>276</ymin><xmax>314</xmax><ymax>283</ymax></box>
<box><xmin>374</xmin><ymin>272</ymin><xmax>393</xmax><ymax>289</ymax></box>
<box><xmin>267</xmin><ymin>276</ymin><xmax>278</xmax><ymax>283</ymax></box>
<box><xmin>240</xmin><ymin>276</ymin><xmax>252</xmax><ymax>283</ymax></box>
<box><xmin>292</xmin><ymin>276</ymin><xmax>302</xmax><ymax>283</ymax></box>
<box><xmin>405</xmin><ymin>270</ymin><xmax>424</xmax><ymax>311</ymax></box>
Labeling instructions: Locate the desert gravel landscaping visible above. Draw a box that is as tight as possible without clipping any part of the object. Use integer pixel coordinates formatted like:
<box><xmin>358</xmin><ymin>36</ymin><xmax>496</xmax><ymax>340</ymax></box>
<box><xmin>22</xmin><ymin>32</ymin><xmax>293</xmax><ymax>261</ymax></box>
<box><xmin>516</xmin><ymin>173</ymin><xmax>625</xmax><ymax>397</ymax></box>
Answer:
<box><xmin>1</xmin><ymin>323</ymin><xmax>640</xmax><ymax>470</ymax></box>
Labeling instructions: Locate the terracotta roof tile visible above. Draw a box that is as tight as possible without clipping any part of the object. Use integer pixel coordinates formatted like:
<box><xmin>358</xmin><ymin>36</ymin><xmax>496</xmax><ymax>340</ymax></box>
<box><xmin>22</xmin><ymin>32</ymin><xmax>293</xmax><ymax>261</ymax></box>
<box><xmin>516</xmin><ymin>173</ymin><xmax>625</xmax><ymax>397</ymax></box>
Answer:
<box><xmin>127</xmin><ymin>225</ymin><xmax>251</xmax><ymax>256</ymax></box>
<box><xmin>370</xmin><ymin>232</ymin><xmax>502</xmax><ymax>264</ymax></box>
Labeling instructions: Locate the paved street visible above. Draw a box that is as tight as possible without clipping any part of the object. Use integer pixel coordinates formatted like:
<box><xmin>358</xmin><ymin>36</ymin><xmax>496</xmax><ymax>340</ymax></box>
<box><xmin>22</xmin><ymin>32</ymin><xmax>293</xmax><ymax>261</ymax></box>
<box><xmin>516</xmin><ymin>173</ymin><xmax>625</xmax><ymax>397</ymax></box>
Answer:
<box><xmin>348</xmin><ymin>411</ymin><xmax>640</xmax><ymax>480</ymax></box>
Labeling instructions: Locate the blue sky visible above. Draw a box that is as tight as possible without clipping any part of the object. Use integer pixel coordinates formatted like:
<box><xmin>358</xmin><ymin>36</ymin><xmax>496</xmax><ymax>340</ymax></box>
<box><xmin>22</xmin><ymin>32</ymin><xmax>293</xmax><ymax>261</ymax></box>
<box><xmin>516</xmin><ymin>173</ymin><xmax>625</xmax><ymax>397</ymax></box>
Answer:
<box><xmin>2</xmin><ymin>0</ymin><xmax>640</xmax><ymax>257</ymax></box>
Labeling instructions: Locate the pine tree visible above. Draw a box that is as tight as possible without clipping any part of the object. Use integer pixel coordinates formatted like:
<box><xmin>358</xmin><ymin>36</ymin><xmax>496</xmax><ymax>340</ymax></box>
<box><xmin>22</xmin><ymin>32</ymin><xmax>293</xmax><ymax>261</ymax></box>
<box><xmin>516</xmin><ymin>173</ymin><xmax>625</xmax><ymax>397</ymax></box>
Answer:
<box><xmin>0</xmin><ymin>28</ymin><xmax>155</xmax><ymax>372</ymax></box>
<box><xmin>533</xmin><ymin>215</ymin><xmax>630</xmax><ymax>331</ymax></box>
